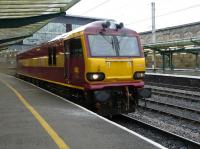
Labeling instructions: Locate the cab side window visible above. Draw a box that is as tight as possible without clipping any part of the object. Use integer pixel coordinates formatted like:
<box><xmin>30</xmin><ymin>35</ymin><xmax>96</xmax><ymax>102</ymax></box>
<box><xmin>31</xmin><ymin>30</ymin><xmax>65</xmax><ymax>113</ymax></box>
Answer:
<box><xmin>69</xmin><ymin>38</ymin><xmax>83</xmax><ymax>57</ymax></box>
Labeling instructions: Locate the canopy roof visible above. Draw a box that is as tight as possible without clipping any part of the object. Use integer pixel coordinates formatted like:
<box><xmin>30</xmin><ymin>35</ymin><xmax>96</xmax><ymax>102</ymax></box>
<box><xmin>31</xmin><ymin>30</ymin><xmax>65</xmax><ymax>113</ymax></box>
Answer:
<box><xmin>0</xmin><ymin>0</ymin><xmax>80</xmax><ymax>48</ymax></box>
<box><xmin>143</xmin><ymin>37</ymin><xmax>200</xmax><ymax>53</ymax></box>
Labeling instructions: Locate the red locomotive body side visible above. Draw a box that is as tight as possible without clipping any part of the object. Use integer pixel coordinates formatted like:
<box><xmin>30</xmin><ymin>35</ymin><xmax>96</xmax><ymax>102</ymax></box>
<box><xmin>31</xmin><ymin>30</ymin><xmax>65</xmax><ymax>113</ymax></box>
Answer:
<box><xmin>17</xmin><ymin>39</ymin><xmax>86</xmax><ymax>89</ymax></box>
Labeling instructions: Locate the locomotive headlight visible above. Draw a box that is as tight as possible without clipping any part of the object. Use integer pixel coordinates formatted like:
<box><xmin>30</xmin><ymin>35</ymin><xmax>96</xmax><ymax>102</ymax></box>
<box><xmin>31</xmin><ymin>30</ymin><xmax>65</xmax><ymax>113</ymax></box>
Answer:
<box><xmin>86</xmin><ymin>73</ymin><xmax>105</xmax><ymax>81</ymax></box>
<box><xmin>92</xmin><ymin>74</ymin><xmax>99</xmax><ymax>80</ymax></box>
<box><xmin>134</xmin><ymin>72</ymin><xmax>145</xmax><ymax>80</ymax></box>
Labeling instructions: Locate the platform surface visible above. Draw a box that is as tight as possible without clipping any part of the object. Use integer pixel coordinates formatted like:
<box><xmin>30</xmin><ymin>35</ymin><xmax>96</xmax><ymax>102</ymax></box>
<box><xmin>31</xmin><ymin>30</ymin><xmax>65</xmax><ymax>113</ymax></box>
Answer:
<box><xmin>146</xmin><ymin>69</ymin><xmax>200</xmax><ymax>79</ymax></box>
<box><xmin>0</xmin><ymin>73</ymin><xmax>165</xmax><ymax>149</ymax></box>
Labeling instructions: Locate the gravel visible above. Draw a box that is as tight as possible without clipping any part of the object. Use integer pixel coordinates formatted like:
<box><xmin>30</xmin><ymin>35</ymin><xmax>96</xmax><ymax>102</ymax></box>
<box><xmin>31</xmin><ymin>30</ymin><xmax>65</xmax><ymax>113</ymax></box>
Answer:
<box><xmin>126</xmin><ymin>84</ymin><xmax>200</xmax><ymax>145</ymax></box>
<box><xmin>128</xmin><ymin>107</ymin><xmax>200</xmax><ymax>143</ymax></box>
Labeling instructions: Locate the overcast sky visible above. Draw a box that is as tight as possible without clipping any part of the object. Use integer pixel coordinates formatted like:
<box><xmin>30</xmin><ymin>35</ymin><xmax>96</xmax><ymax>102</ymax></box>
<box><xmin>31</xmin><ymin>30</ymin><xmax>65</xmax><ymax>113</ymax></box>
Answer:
<box><xmin>66</xmin><ymin>0</ymin><xmax>200</xmax><ymax>32</ymax></box>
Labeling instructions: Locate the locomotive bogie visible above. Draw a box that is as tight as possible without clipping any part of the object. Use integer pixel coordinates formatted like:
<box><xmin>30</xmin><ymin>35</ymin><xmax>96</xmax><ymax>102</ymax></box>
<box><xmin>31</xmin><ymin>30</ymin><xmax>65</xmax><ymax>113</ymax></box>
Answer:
<box><xmin>84</xmin><ymin>86</ymin><xmax>140</xmax><ymax>116</ymax></box>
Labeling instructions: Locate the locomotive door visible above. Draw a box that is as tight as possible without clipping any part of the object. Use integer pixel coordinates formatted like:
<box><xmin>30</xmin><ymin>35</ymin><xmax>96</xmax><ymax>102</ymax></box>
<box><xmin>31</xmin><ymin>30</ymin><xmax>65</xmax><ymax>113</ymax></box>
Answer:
<box><xmin>64</xmin><ymin>38</ymin><xmax>85</xmax><ymax>85</ymax></box>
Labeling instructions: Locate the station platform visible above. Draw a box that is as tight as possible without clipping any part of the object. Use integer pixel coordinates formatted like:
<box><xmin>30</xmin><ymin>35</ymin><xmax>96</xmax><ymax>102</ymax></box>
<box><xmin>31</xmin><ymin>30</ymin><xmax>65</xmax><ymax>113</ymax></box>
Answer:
<box><xmin>145</xmin><ymin>69</ymin><xmax>200</xmax><ymax>90</ymax></box>
<box><xmin>146</xmin><ymin>69</ymin><xmax>200</xmax><ymax>77</ymax></box>
<box><xmin>0</xmin><ymin>73</ymin><xmax>165</xmax><ymax>149</ymax></box>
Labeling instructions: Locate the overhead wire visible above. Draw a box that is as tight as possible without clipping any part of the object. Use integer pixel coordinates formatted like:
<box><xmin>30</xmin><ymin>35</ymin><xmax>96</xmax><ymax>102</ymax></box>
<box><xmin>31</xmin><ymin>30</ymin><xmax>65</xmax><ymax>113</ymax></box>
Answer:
<box><xmin>82</xmin><ymin>0</ymin><xmax>112</xmax><ymax>15</ymax></box>
<box><xmin>67</xmin><ymin>1</ymin><xmax>200</xmax><ymax>28</ymax></box>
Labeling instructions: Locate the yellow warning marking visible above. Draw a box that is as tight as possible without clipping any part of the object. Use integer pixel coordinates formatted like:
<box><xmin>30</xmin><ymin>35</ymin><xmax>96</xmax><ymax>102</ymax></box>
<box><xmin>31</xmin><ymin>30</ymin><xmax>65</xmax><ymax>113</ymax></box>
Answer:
<box><xmin>0</xmin><ymin>79</ymin><xmax>70</xmax><ymax>149</ymax></box>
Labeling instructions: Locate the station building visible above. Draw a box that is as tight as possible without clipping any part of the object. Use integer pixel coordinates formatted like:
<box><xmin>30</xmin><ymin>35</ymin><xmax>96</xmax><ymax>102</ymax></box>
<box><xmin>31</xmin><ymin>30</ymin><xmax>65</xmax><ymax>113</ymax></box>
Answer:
<box><xmin>1</xmin><ymin>16</ymin><xmax>200</xmax><ymax>73</ymax></box>
<box><xmin>140</xmin><ymin>21</ymin><xmax>200</xmax><ymax>71</ymax></box>
<box><xmin>0</xmin><ymin>15</ymin><xmax>101</xmax><ymax>74</ymax></box>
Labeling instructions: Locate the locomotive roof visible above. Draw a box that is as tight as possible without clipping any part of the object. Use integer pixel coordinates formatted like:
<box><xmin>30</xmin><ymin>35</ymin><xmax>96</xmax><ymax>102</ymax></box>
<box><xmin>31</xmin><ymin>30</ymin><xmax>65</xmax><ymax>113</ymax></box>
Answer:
<box><xmin>49</xmin><ymin>21</ymin><xmax>108</xmax><ymax>42</ymax></box>
<box><xmin>18</xmin><ymin>21</ymin><xmax>138</xmax><ymax>55</ymax></box>
<box><xmin>50</xmin><ymin>20</ymin><xmax>138</xmax><ymax>42</ymax></box>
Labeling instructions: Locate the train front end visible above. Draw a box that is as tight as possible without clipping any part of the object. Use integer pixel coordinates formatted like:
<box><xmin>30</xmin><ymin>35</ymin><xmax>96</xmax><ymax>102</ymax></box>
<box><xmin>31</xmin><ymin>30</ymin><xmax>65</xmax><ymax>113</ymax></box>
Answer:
<box><xmin>83</xmin><ymin>21</ymin><xmax>150</xmax><ymax>115</ymax></box>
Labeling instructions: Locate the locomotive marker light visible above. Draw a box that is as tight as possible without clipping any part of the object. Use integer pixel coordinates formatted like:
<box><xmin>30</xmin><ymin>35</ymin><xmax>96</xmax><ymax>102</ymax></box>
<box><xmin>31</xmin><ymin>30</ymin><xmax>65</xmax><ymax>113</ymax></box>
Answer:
<box><xmin>134</xmin><ymin>72</ymin><xmax>145</xmax><ymax>80</ymax></box>
<box><xmin>86</xmin><ymin>73</ymin><xmax>105</xmax><ymax>81</ymax></box>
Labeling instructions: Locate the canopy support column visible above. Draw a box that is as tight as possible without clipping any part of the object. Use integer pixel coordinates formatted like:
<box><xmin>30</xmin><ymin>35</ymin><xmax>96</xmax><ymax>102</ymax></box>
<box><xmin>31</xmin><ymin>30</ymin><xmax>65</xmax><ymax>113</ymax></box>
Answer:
<box><xmin>195</xmin><ymin>53</ymin><xmax>199</xmax><ymax>69</ymax></box>
<box><xmin>162</xmin><ymin>52</ymin><xmax>165</xmax><ymax>72</ymax></box>
<box><xmin>170</xmin><ymin>52</ymin><xmax>173</xmax><ymax>70</ymax></box>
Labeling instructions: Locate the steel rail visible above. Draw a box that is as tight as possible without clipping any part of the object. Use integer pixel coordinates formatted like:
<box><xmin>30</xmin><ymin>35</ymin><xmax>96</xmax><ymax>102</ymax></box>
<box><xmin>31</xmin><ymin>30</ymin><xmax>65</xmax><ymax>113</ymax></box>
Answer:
<box><xmin>151</xmin><ymin>89</ymin><xmax>200</xmax><ymax>102</ymax></box>
<box><xmin>140</xmin><ymin>98</ymin><xmax>200</xmax><ymax>114</ymax></box>
<box><xmin>138</xmin><ymin>102</ymin><xmax>200</xmax><ymax>124</ymax></box>
<box><xmin>117</xmin><ymin>114</ymin><xmax>200</xmax><ymax>149</ymax></box>
<box><xmin>146</xmin><ymin>82</ymin><xmax>200</xmax><ymax>92</ymax></box>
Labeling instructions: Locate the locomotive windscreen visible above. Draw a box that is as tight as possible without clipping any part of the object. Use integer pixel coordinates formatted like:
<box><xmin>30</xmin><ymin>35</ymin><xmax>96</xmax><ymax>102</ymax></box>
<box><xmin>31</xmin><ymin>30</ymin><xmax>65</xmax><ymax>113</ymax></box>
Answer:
<box><xmin>88</xmin><ymin>35</ymin><xmax>141</xmax><ymax>57</ymax></box>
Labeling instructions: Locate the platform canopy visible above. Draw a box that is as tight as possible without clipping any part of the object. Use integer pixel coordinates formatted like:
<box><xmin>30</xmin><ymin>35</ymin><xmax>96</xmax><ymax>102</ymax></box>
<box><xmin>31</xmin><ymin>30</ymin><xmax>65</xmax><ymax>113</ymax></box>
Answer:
<box><xmin>0</xmin><ymin>0</ymin><xmax>80</xmax><ymax>48</ymax></box>
<box><xmin>143</xmin><ymin>37</ymin><xmax>200</xmax><ymax>53</ymax></box>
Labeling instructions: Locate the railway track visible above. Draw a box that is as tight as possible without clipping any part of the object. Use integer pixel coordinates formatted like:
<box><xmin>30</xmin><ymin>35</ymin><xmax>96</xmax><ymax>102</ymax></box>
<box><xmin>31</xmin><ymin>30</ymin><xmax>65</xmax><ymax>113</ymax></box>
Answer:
<box><xmin>139</xmin><ymin>98</ymin><xmax>200</xmax><ymax>124</ymax></box>
<box><xmin>152</xmin><ymin>90</ymin><xmax>200</xmax><ymax>102</ymax></box>
<box><xmin>112</xmin><ymin>114</ymin><xmax>200</xmax><ymax>149</ymax></box>
<box><xmin>146</xmin><ymin>82</ymin><xmax>200</xmax><ymax>92</ymax></box>
<box><xmin>139</xmin><ymin>85</ymin><xmax>200</xmax><ymax>123</ymax></box>
<box><xmin>148</xmin><ymin>85</ymin><xmax>200</xmax><ymax>102</ymax></box>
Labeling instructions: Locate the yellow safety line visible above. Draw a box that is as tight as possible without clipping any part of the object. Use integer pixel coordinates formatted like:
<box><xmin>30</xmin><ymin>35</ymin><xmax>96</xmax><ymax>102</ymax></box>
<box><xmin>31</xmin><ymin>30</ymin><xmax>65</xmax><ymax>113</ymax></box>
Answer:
<box><xmin>0</xmin><ymin>79</ymin><xmax>70</xmax><ymax>149</ymax></box>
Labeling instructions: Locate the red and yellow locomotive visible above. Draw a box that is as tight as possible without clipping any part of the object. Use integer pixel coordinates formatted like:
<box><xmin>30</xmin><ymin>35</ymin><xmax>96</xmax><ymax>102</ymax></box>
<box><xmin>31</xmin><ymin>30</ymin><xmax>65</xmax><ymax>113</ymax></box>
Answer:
<box><xmin>17</xmin><ymin>21</ymin><xmax>150</xmax><ymax>115</ymax></box>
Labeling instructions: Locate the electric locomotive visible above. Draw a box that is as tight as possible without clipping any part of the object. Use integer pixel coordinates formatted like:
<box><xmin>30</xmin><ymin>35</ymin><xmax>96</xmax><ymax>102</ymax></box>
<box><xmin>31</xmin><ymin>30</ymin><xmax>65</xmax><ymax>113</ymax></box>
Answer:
<box><xmin>16</xmin><ymin>21</ymin><xmax>150</xmax><ymax>116</ymax></box>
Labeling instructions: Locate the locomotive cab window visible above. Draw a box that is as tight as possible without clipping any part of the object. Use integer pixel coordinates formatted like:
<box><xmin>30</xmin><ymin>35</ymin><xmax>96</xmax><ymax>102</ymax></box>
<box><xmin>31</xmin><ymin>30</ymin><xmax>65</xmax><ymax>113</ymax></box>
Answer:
<box><xmin>67</xmin><ymin>38</ymin><xmax>83</xmax><ymax>56</ymax></box>
<box><xmin>88</xmin><ymin>35</ymin><xmax>141</xmax><ymax>57</ymax></box>
<box><xmin>48</xmin><ymin>47</ymin><xmax>56</xmax><ymax>66</ymax></box>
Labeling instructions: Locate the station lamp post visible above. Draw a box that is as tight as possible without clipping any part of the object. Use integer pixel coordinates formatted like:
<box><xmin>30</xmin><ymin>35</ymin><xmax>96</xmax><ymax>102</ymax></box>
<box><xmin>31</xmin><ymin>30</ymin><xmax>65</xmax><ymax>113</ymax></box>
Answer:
<box><xmin>151</xmin><ymin>2</ymin><xmax>156</xmax><ymax>72</ymax></box>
